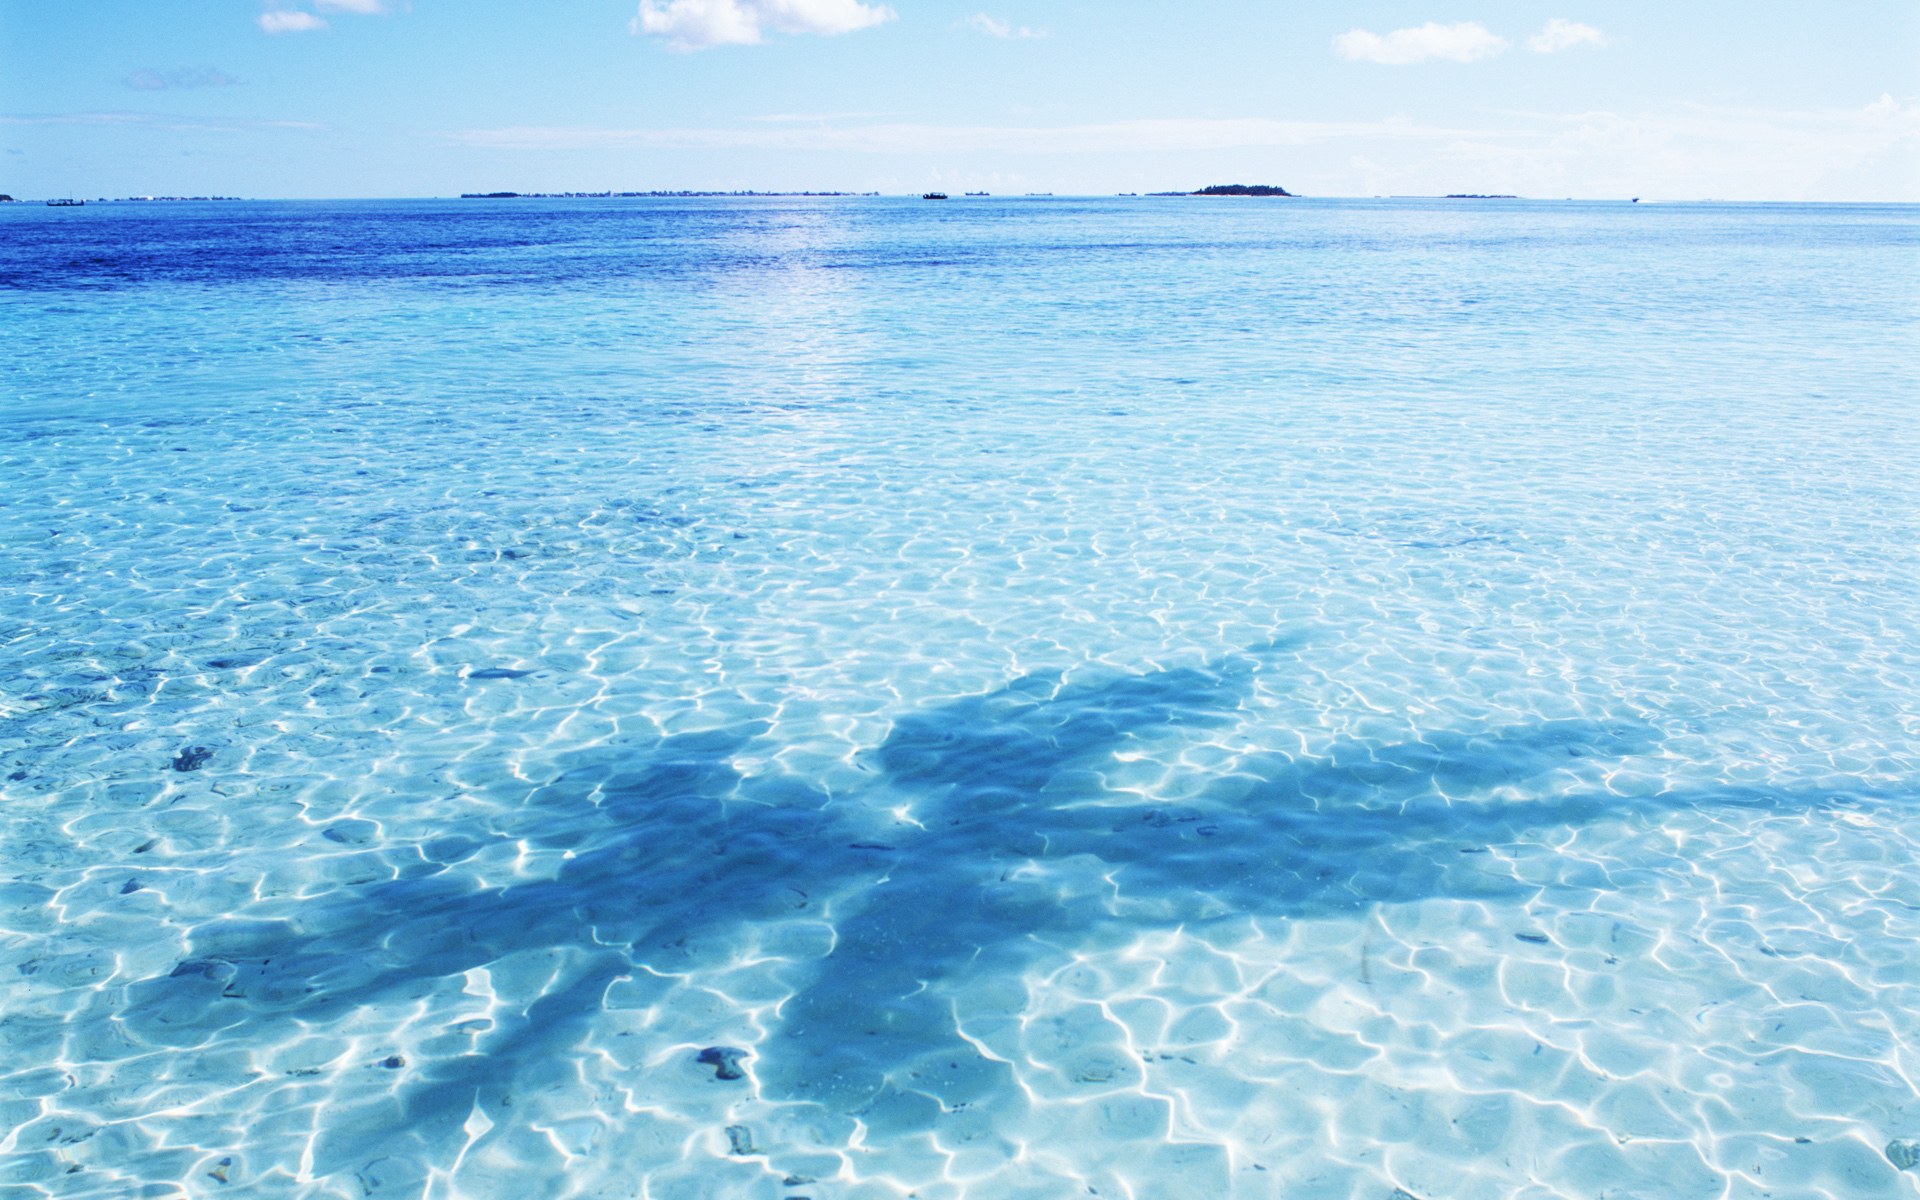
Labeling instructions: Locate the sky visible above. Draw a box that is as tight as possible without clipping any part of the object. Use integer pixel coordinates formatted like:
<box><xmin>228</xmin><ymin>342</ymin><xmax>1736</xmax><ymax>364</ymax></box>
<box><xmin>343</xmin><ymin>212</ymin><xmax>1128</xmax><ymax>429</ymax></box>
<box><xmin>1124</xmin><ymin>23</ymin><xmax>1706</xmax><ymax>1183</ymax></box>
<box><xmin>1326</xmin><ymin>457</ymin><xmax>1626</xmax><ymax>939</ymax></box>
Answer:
<box><xmin>1</xmin><ymin>1</ymin><xmax>1916</xmax><ymax>200</ymax></box>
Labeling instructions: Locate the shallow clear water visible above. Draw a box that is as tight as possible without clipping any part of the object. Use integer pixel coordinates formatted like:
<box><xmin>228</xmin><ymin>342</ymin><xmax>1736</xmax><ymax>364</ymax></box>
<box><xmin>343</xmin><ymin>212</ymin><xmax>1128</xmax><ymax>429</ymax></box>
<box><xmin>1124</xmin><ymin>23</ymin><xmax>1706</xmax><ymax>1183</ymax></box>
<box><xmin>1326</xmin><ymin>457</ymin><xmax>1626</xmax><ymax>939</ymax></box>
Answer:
<box><xmin>3</xmin><ymin>196</ymin><xmax>1919</xmax><ymax>1199</ymax></box>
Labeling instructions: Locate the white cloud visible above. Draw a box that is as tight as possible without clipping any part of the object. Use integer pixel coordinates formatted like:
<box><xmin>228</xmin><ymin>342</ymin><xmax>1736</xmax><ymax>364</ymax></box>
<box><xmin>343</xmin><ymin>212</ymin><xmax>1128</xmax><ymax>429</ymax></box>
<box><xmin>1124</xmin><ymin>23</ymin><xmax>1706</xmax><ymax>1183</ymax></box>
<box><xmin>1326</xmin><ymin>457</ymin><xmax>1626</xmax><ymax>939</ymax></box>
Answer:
<box><xmin>1335</xmin><ymin>22</ymin><xmax>1508</xmax><ymax>65</ymax></box>
<box><xmin>259</xmin><ymin>10</ymin><xmax>328</xmax><ymax>33</ymax></box>
<box><xmin>967</xmin><ymin>14</ymin><xmax>1044</xmax><ymax>39</ymax></box>
<box><xmin>631</xmin><ymin>0</ymin><xmax>894</xmax><ymax>51</ymax></box>
<box><xmin>258</xmin><ymin>1</ymin><xmax>387</xmax><ymax>33</ymax></box>
<box><xmin>1529</xmin><ymin>19</ymin><xmax>1608</xmax><ymax>53</ymax></box>
<box><xmin>1863</xmin><ymin>93</ymin><xmax>1920</xmax><ymax>124</ymax></box>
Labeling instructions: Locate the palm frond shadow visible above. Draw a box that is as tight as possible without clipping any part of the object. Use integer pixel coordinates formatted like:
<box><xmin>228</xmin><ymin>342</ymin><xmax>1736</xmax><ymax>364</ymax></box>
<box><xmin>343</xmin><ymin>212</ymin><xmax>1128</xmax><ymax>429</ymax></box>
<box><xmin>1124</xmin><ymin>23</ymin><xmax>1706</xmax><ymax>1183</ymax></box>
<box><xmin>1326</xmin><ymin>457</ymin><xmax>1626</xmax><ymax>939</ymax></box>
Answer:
<box><xmin>121</xmin><ymin>641</ymin><xmax>1813</xmax><ymax>1164</ymax></box>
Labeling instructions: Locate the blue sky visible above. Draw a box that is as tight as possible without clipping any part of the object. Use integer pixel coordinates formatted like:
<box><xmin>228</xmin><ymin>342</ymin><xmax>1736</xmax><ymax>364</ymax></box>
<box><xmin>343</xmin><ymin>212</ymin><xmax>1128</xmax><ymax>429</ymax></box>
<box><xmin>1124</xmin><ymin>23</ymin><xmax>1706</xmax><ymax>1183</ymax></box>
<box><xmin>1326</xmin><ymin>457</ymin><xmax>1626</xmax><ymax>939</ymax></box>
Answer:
<box><xmin>2</xmin><ymin>1</ymin><xmax>1915</xmax><ymax>199</ymax></box>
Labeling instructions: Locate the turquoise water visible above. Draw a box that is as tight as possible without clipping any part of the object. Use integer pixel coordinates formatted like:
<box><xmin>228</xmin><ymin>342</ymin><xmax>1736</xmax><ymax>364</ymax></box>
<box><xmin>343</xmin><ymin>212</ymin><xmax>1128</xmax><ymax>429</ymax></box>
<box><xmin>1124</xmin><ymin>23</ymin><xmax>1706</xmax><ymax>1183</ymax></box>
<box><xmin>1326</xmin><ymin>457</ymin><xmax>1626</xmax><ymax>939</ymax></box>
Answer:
<box><xmin>3</xmin><ymin>197</ymin><xmax>1919</xmax><ymax>1199</ymax></box>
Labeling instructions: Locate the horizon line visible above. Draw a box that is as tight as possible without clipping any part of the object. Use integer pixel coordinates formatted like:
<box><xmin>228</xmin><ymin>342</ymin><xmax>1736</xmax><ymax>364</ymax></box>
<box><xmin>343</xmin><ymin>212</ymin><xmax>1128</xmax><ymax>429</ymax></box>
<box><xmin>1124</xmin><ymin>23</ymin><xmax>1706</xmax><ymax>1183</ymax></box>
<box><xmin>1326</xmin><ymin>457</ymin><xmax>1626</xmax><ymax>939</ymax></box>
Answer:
<box><xmin>7</xmin><ymin>194</ymin><xmax>1918</xmax><ymax>206</ymax></box>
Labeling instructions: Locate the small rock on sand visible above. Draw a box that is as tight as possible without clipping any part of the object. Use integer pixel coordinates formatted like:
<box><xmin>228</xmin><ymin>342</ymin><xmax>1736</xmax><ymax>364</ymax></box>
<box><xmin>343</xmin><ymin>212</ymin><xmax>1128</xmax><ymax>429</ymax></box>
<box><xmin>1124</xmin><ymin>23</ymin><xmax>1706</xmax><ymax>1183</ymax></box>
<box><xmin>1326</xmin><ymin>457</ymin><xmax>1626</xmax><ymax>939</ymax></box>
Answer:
<box><xmin>696</xmin><ymin>1046</ymin><xmax>748</xmax><ymax>1080</ymax></box>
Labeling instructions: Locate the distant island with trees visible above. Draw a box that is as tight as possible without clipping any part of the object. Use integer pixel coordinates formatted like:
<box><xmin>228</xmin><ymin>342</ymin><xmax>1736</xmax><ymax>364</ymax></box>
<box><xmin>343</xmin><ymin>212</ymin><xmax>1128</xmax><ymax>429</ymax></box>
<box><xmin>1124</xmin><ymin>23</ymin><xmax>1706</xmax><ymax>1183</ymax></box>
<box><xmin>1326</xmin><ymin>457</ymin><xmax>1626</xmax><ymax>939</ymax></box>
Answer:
<box><xmin>1191</xmin><ymin>184</ymin><xmax>1295</xmax><ymax>196</ymax></box>
<box><xmin>1144</xmin><ymin>183</ymin><xmax>1296</xmax><ymax>197</ymax></box>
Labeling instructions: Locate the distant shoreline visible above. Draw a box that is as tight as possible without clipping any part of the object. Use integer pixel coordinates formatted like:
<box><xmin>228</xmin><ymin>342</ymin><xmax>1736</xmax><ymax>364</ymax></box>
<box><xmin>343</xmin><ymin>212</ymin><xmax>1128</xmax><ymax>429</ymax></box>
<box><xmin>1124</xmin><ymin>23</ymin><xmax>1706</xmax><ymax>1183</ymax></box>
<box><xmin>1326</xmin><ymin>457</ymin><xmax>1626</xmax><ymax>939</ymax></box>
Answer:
<box><xmin>0</xmin><ymin>195</ymin><xmax>247</xmax><ymax>205</ymax></box>
<box><xmin>459</xmin><ymin>190</ymin><xmax>879</xmax><ymax>199</ymax></box>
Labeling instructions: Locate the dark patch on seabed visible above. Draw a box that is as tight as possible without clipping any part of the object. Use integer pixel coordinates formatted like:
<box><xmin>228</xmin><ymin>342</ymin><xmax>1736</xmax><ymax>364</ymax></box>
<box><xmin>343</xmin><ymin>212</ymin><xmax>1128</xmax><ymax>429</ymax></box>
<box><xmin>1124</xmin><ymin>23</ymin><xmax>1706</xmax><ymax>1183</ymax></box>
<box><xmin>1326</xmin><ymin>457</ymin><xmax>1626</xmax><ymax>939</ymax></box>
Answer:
<box><xmin>118</xmin><ymin>637</ymin><xmax>1857</xmax><ymax>1177</ymax></box>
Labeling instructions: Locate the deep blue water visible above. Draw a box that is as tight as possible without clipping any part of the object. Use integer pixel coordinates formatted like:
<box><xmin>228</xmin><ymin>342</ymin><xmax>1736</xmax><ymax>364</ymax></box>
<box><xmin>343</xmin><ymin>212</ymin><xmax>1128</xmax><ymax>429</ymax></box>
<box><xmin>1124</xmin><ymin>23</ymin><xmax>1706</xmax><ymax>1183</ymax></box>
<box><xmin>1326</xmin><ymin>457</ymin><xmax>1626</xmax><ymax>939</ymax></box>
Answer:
<box><xmin>3</xmin><ymin>197</ymin><xmax>1919</xmax><ymax>1199</ymax></box>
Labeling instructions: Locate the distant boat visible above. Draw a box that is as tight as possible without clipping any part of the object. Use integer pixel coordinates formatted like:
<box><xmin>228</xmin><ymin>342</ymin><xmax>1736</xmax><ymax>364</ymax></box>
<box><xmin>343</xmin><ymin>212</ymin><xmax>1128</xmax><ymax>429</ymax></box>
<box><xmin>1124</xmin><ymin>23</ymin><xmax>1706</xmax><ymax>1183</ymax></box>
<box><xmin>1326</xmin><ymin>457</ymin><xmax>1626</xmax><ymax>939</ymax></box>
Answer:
<box><xmin>46</xmin><ymin>198</ymin><xmax>84</xmax><ymax>207</ymax></box>
<box><xmin>964</xmin><ymin>191</ymin><xmax>989</xmax><ymax>197</ymax></box>
<box><xmin>922</xmin><ymin>192</ymin><xmax>949</xmax><ymax>200</ymax></box>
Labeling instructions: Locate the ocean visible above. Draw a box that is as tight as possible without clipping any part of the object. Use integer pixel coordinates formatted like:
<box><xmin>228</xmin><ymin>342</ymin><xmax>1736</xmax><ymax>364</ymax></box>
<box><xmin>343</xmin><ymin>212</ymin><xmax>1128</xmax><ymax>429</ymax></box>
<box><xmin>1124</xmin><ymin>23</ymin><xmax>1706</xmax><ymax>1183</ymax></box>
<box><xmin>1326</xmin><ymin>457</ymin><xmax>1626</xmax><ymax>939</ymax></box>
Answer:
<box><xmin>3</xmin><ymin>196</ymin><xmax>1918</xmax><ymax>1199</ymax></box>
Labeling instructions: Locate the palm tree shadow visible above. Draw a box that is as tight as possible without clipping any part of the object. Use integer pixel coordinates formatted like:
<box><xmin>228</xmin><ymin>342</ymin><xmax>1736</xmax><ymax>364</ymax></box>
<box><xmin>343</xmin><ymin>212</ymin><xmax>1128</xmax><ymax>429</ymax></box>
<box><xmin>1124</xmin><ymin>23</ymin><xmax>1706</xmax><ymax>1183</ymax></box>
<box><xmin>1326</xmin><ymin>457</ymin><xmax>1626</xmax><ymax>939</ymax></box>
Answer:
<box><xmin>120</xmin><ymin>640</ymin><xmax>1822</xmax><ymax>1171</ymax></box>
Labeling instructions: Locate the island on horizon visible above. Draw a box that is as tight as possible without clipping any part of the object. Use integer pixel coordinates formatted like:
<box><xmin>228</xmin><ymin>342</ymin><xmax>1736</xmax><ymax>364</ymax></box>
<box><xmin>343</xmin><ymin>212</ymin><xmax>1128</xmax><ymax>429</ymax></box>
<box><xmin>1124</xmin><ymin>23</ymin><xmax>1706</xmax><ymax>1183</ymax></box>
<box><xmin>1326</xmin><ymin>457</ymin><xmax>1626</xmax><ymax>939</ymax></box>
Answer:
<box><xmin>1192</xmin><ymin>183</ymin><xmax>1295</xmax><ymax>197</ymax></box>
<box><xmin>1145</xmin><ymin>183</ymin><xmax>1296</xmax><ymax>197</ymax></box>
